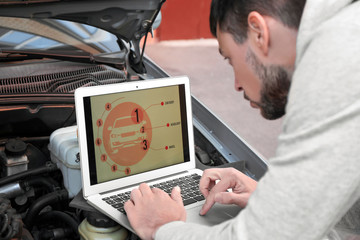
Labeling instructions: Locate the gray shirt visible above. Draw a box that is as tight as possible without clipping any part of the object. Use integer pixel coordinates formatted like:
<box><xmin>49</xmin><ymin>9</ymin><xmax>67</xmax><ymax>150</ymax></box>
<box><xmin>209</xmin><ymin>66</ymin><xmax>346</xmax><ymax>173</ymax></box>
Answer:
<box><xmin>155</xmin><ymin>0</ymin><xmax>360</xmax><ymax>239</ymax></box>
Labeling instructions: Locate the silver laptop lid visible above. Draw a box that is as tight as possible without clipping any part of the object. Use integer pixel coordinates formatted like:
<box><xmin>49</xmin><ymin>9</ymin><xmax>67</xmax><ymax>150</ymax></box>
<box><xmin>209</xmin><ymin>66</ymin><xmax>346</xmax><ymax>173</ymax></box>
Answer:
<box><xmin>75</xmin><ymin>76</ymin><xmax>195</xmax><ymax>199</ymax></box>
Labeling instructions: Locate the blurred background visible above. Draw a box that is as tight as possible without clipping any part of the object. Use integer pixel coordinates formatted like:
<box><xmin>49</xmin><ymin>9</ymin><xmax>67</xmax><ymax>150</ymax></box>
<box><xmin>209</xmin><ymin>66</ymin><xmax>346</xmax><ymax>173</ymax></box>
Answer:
<box><xmin>146</xmin><ymin>0</ymin><xmax>283</xmax><ymax>160</ymax></box>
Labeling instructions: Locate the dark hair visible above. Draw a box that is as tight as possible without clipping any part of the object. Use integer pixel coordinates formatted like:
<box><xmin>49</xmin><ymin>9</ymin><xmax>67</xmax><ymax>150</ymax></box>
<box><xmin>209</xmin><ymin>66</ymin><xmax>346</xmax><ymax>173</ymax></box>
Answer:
<box><xmin>210</xmin><ymin>0</ymin><xmax>306</xmax><ymax>43</ymax></box>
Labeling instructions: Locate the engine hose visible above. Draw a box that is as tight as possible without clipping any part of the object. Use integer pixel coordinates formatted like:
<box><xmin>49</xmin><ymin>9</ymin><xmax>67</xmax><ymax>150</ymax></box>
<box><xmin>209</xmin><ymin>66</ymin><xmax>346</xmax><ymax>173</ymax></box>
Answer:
<box><xmin>22</xmin><ymin>176</ymin><xmax>60</xmax><ymax>193</ymax></box>
<box><xmin>0</xmin><ymin>214</ymin><xmax>8</xmax><ymax>235</ymax></box>
<box><xmin>40</xmin><ymin>228</ymin><xmax>74</xmax><ymax>240</ymax></box>
<box><xmin>0</xmin><ymin>226</ymin><xmax>13</xmax><ymax>240</ymax></box>
<box><xmin>0</xmin><ymin>206</ymin><xmax>22</xmax><ymax>240</ymax></box>
<box><xmin>0</xmin><ymin>162</ymin><xmax>58</xmax><ymax>187</ymax></box>
<box><xmin>37</xmin><ymin>211</ymin><xmax>79</xmax><ymax>238</ymax></box>
<box><xmin>23</xmin><ymin>189</ymin><xmax>68</xmax><ymax>230</ymax></box>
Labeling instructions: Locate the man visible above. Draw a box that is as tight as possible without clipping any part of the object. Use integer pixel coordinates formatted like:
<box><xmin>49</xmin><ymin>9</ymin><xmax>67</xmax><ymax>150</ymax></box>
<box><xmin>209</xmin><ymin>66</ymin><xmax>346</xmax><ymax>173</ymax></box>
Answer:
<box><xmin>125</xmin><ymin>0</ymin><xmax>360</xmax><ymax>239</ymax></box>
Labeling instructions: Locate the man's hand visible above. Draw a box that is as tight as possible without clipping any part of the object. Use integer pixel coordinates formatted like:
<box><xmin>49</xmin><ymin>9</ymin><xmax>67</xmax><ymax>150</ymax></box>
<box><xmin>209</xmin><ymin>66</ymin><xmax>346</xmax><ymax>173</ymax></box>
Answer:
<box><xmin>199</xmin><ymin>168</ymin><xmax>257</xmax><ymax>215</ymax></box>
<box><xmin>124</xmin><ymin>183</ymin><xmax>186</xmax><ymax>240</ymax></box>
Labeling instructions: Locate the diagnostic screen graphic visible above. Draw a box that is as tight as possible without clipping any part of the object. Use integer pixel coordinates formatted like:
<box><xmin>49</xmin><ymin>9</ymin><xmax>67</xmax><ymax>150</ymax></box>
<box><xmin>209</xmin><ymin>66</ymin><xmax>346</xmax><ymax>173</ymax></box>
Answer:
<box><xmin>84</xmin><ymin>85</ymin><xmax>188</xmax><ymax>184</ymax></box>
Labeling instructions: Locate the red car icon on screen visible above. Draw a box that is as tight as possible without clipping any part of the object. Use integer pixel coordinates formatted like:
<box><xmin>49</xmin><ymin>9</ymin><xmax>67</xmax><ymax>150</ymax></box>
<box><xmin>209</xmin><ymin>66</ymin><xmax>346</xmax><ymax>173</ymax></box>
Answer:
<box><xmin>107</xmin><ymin>116</ymin><xmax>147</xmax><ymax>153</ymax></box>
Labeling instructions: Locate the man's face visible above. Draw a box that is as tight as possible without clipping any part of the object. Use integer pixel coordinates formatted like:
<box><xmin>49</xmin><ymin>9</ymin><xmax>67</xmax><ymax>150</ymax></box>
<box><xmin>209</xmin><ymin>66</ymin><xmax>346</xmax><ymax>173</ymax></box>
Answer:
<box><xmin>217</xmin><ymin>30</ymin><xmax>293</xmax><ymax>120</ymax></box>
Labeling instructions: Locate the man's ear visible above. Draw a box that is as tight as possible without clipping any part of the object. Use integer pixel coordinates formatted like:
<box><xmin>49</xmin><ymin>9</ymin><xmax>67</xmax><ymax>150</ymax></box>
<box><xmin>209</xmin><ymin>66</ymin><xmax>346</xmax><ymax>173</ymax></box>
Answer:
<box><xmin>247</xmin><ymin>11</ymin><xmax>269</xmax><ymax>56</ymax></box>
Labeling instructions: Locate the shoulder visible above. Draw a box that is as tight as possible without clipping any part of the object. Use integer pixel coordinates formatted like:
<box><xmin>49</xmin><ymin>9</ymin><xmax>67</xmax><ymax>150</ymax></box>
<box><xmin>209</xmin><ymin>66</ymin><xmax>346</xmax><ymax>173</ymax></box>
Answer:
<box><xmin>283</xmin><ymin>2</ymin><xmax>360</xmax><ymax>135</ymax></box>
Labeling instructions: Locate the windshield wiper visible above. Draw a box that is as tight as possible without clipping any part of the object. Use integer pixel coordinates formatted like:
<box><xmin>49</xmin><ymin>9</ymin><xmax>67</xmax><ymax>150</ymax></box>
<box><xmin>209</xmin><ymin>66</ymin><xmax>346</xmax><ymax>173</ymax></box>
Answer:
<box><xmin>0</xmin><ymin>49</ymin><xmax>126</xmax><ymax>68</ymax></box>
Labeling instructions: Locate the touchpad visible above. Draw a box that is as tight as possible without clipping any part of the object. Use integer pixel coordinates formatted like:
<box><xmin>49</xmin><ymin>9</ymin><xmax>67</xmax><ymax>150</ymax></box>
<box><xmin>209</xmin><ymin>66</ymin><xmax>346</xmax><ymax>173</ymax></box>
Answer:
<box><xmin>186</xmin><ymin>203</ymin><xmax>242</xmax><ymax>226</ymax></box>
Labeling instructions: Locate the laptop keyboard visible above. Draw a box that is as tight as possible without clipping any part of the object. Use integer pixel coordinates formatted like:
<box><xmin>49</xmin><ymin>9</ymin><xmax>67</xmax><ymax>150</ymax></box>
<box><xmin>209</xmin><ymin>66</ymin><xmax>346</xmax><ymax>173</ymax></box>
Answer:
<box><xmin>102</xmin><ymin>173</ymin><xmax>205</xmax><ymax>214</ymax></box>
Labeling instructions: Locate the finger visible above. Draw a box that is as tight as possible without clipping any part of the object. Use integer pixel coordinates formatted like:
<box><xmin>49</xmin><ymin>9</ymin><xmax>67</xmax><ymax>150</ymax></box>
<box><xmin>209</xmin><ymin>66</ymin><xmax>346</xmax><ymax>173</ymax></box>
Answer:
<box><xmin>151</xmin><ymin>187</ymin><xmax>170</xmax><ymax>200</ymax></box>
<box><xmin>204</xmin><ymin>176</ymin><xmax>231</xmax><ymax>196</ymax></box>
<box><xmin>130</xmin><ymin>188</ymin><xmax>141</xmax><ymax>204</ymax></box>
<box><xmin>200</xmin><ymin>195</ymin><xmax>215</xmax><ymax>216</ymax></box>
<box><xmin>214</xmin><ymin>192</ymin><xmax>250</xmax><ymax>208</ymax></box>
<box><xmin>124</xmin><ymin>200</ymin><xmax>134</xmax><ymax>214</ymax></box>
<box><xmin>200</xmin><ymin>180</ymin><xmax>216</xmax><ymax>198</ymax></box>
<box><xmin>200</xmin><ymin>178</ymin><xmax>232</xmax><ymax>216</ymax></box>
<box><xmin>170</xmin><ymin>186</ymin><xmax>183</xmax><ymax>206</ymax></box>
<box><xmin>151</xmin><ymin>187</ymin><xmax>165</xmax><ymax>194</ymax></box>
<box><xmin>138</xmin><ymin>183</ymin><xmax>152</xmax><ymax>197</ymax></box>
<box><xmin>199</xmin><ymin>170</ymin><xmax>220</xmax><ymax>197</ymax></box>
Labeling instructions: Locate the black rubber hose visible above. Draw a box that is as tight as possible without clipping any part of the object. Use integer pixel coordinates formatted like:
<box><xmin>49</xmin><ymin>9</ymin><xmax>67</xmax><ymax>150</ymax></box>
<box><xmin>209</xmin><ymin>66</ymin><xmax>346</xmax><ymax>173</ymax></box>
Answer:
<box><xmin>22</xmin><ymin>176</ymin><xmax>60</xmax><ymax>193</ymax></box>
<box><xmin>23</xmin><ymin>189</ymin><xmax>68</xmax><ymax>229</ymax></box>
<box><xmin>37</xmin><ymin>211</ymin><xmax>79</xmax><ymax>238</ymax></box>
<box><xmin>0</xmin><ymin>162</ymin><xmax>58</xmax><ymax>187</ymax></box>
<box><xmin>0</xmin><ymin>225</ymin><xmax>13</xmax><ymax>240</ymax></box>
<box><xmin>40</xmin><ymin>228</ymin><xmax>74</xmax><ymax>240</ymax></box>
<box><xmin>0</xmin><ymin>214</ymin><xmax>8</xmax><ymax>235</ymax></box>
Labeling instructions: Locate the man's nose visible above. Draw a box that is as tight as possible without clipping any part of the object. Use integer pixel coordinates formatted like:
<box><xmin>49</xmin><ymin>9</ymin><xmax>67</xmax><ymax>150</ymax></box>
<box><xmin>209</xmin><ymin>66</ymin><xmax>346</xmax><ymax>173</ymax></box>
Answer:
<box><xmin>234</xmin><ymin>79</ymin><xmax>243</xmax><ymax>92</ymax></box>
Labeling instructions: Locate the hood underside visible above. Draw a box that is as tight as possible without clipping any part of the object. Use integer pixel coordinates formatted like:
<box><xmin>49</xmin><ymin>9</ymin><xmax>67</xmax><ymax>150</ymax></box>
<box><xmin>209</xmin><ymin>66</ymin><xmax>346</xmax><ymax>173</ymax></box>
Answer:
<box><xmin>0</xmin><ymin>0</ymin><xmax>163</xmax><ymax>44</ymax></box>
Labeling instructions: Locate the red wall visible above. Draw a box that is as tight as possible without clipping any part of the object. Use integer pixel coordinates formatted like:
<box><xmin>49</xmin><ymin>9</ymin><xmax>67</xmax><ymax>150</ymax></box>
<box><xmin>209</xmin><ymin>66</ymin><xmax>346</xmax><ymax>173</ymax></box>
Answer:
<box><xmin>157</xmin><ymin>0</ymin><xmax>213</xmax><ymax>41</ymax></box>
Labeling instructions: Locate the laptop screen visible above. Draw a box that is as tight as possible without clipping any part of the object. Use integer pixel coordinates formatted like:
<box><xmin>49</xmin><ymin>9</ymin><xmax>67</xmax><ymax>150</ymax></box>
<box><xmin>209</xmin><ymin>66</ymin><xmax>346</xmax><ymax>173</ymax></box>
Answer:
<box><xmin>82</xmin><ymin>84</ymin><xmax>190</xmax><ymax>185</ymax></box>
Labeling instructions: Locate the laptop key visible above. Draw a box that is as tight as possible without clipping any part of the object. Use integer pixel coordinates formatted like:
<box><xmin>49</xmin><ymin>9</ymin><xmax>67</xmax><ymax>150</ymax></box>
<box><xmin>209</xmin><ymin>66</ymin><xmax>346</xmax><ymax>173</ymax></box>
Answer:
<box><xmin>194</xmin><ymin>195</ymin><xmax>205</xmax><ymax>201</ymax></box>
<box><xmin>192</xmin><ymin>176</ymin><xmax>201</xmax><ymax>180</ymax></box>
<box><xmin>112</xmin><ymin>203</ymin><xmax>124</xmax><ymax>209</ymax></box>
<box><xmin>118</xmin><ymin>208</ymin><xmax>127</xmax><ymax>215</ymax></box>
<box><xmin>183</xmin><ymin>198</ymin><xmax>197</xmax><ymax>206</ymax></box>
<box><xmin>182</xmin><ymin>194</ymin><xmax>191</xmax><ymax>200</ymax></box>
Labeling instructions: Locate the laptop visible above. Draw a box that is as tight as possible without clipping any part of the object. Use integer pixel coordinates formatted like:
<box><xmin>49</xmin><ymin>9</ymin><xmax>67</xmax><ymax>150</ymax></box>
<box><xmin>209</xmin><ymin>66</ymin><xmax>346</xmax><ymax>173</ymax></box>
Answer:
<box><xmin>75</xmin><ymin>76</ymin><xmax>241</xmax><ymax>232</ymax></box>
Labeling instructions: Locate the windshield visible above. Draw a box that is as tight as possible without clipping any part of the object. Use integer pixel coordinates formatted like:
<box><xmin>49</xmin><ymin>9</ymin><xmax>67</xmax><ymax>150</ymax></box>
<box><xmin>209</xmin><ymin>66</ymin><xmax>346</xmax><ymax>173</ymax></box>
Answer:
<box><xmin>0</xmin><ymin>17</ymin><xmax>120</xmax><ymax>54</ymax></box>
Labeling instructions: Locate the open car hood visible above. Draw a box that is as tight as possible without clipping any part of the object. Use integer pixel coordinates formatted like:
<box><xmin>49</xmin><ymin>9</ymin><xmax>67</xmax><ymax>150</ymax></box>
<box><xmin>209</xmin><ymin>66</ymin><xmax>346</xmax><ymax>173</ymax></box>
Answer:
<box><xmin>0</xmin><ymin>0</ymin><xmax>164</xmax><ymax>72</ymax></box>
<box><xmin>0</xmin><ymin>0</ymin><xmax>163</xmax><ymax>43</ymax></box>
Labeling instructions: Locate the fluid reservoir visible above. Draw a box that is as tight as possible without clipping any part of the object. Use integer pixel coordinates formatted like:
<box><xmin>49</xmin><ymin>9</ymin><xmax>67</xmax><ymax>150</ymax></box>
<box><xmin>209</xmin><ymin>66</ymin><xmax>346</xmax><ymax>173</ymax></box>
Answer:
<box><xmin>0</xmin><ymin>139</ymin><xmax>29</xmax><ymax>177</ymax></box>
<box><xmin>78</xmin><ymin>212</ymin><xmax>128</xmax><ymax>240</ymax></box>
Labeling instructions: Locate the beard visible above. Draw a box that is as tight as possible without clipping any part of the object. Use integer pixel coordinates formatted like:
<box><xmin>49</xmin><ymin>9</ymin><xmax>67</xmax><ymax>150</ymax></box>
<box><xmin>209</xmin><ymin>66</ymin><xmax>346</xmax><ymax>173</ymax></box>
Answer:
<box><xmin>245</xmin><ymin>49</ymin><xmax>293</xmax><ymax>120</ymax></box>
